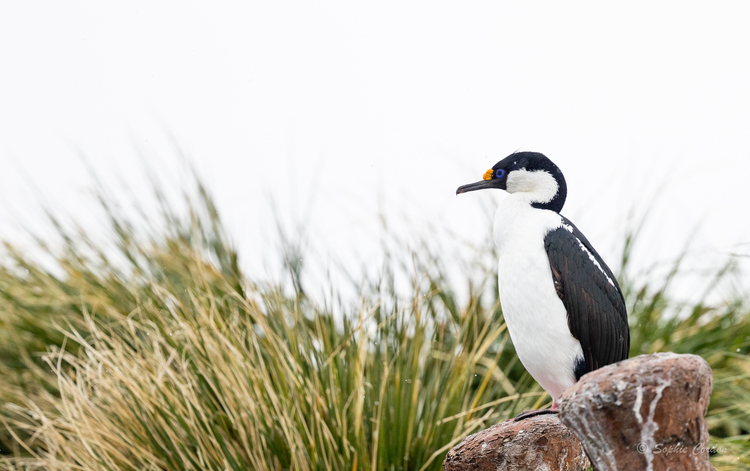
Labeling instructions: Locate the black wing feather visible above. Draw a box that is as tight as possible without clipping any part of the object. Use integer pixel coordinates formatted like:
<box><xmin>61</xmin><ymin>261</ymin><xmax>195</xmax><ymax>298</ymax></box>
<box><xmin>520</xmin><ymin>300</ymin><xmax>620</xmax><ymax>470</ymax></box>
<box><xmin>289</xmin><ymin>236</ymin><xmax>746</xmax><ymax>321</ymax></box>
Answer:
<box><xmin>544</xmin><ymin>216</ymin><xmax>630</xmax><ymax>375</ymax></box>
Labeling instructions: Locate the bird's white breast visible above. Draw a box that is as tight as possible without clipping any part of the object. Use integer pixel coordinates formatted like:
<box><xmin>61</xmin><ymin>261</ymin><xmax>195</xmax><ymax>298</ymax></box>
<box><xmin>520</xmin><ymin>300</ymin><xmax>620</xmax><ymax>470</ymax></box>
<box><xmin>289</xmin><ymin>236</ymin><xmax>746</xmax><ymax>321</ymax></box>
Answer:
<box><xmin>494</xmin><ymin>194</ymin><xmax>584</xmax><ymax>401</ymax></box>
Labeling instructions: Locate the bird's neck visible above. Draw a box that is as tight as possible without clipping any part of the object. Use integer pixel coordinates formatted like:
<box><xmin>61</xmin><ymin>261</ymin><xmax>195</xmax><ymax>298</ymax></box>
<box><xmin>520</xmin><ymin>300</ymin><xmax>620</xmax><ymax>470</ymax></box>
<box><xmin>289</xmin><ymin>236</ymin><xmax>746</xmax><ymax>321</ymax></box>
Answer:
<box><xmin>530</xmin><ymin>195</ymin><xmax>565</xmax><ymax>213</ymax></box>
<box><xmin>493</xmin><ymin>194</ymin><xmax>564</xmax><ymax>250</ymax></box>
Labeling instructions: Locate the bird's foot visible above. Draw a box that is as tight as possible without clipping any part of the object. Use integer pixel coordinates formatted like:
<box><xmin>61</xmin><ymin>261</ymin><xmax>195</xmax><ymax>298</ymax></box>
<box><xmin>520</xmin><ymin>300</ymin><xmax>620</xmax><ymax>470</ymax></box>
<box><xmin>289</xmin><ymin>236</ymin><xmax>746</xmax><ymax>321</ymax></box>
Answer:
<box><xmin>513</xmin><ymin>409</ymin><xmax>559</xmax><ymax>421</ymax></box>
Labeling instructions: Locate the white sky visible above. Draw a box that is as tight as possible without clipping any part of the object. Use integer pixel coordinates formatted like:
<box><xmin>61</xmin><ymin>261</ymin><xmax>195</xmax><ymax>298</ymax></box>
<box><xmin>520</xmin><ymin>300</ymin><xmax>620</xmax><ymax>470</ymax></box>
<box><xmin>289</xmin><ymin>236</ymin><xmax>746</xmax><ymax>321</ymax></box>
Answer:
<box><xmin>1</xmin><ymin>2</ymin><xmax>749</xmax><ymax>302</ymax></box>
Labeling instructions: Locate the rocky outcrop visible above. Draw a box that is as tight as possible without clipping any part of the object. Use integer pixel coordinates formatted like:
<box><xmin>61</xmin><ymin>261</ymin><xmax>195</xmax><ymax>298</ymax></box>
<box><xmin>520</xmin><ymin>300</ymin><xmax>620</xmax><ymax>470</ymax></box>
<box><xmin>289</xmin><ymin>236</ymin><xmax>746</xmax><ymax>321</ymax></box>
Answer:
<box><xmin>442</xmin><ymin>353</ymin><xmax>715</xmax><ymax>471</ymax></box>
<box><xmin>442</xmin><ymin>414</ymin><xmax>589</xmax><ymax>471</ymax></box>
<box><xmin>558</xmin><ymin>352</ymin><xmax>714</xmax><ymax>471</ymax></box>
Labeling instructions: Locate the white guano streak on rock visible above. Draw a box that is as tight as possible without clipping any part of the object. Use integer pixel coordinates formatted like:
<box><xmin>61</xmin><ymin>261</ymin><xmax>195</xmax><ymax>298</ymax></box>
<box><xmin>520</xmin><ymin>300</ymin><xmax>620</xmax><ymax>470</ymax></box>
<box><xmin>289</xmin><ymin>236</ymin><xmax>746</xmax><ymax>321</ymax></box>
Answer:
<box><xmin>564</xmin><ymin>386</ymin><xmax>617</xmax><ymax>470</ymax></box>
<box><xmin>633</xmin><ymin>386</ymin><xmax>643</xmax><ymax>423</ymax></box>
<box><xmin>634</xmin><ymin>375</ymin><xmax>672</xmax><ymax>471</ymax></box>
<box><xmin>577</xmin><ymin>406</ymin><xmax>617</xmax><ymax>470</ymax></box>
<box><xmin>614</xmin><ymin>380</ymin><xmax>627</xmax><ymax>406</ymax></box>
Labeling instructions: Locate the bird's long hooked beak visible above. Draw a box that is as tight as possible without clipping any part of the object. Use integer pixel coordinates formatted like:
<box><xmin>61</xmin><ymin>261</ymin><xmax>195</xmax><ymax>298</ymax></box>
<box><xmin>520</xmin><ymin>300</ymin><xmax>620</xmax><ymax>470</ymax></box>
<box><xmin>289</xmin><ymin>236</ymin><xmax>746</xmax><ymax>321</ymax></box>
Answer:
<box><xmin>456</xmin><ymin>180</ymin><xmax>496</xmax><ymax>194</ymax></box>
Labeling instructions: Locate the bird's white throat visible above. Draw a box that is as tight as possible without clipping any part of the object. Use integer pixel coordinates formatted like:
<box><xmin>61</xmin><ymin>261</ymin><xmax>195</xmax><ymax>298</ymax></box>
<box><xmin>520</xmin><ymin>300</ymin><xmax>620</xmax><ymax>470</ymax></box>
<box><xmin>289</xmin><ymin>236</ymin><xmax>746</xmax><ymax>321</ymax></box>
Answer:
<box><xmin>506</xmin><ymin>169</ymin><xmax>559</xmax><ymax>204</ymax></box>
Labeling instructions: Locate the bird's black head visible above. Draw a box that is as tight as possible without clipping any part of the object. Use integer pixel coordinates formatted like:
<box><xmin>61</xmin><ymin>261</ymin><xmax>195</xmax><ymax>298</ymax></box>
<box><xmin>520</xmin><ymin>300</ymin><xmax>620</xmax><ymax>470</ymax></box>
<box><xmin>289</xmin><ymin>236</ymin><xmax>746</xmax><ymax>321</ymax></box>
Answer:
<box><xmin>456</xmin><ymin>151</ymin><xmax>567</xmax><ymax>213</ymax></box>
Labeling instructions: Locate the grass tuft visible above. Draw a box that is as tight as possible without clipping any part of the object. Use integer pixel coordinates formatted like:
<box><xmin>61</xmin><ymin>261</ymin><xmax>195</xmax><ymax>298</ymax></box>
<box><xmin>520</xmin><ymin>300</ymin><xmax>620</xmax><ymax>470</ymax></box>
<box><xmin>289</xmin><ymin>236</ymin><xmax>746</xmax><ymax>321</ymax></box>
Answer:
<box><xmin>0</xmin><ymin>174</ymin><xmax>748</xmax><ymax>470</ymax></box>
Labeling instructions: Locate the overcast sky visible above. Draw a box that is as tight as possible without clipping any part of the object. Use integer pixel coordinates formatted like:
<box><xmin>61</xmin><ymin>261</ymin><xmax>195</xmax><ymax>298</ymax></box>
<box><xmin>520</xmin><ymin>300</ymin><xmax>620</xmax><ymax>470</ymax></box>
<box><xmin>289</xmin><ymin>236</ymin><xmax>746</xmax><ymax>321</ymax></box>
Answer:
<box><xmin>1</xmin><ymin>2</ymin><xmax>749</xmax><ymax>302</ymax></box>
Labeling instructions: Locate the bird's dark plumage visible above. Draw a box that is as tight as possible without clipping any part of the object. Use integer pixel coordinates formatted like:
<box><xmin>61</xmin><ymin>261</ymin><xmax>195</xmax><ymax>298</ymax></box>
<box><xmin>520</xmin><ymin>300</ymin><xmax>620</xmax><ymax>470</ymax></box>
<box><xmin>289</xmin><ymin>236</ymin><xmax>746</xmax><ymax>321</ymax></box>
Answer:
<box><xmin>544</xmin><ymin>216</ymin><xmax>630</xmax><ymax>377</ymax></box>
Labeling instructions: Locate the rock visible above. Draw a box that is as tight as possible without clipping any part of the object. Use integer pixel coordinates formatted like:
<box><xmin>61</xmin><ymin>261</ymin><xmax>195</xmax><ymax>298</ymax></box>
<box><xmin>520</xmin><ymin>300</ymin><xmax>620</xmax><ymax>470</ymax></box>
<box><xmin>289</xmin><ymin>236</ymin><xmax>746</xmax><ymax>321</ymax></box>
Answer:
<box><xmin>558</xmin><ymin>352</ymin><xmax>714</xmax><ymax>471</ymax></box>
<box><xmin>442</xmin><ymin>414</ymin><xmax>589</xmax><ymax>471</ymax></box>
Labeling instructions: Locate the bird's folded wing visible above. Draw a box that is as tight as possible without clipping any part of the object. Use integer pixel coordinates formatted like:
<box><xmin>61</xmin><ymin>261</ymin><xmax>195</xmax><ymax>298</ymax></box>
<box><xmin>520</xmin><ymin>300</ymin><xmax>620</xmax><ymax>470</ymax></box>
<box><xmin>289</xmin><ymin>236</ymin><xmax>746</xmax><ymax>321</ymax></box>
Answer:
<box><xmin>544</xmin><ymin>216</ymin><xmax>630</xmax><ymax>374</ymax></box>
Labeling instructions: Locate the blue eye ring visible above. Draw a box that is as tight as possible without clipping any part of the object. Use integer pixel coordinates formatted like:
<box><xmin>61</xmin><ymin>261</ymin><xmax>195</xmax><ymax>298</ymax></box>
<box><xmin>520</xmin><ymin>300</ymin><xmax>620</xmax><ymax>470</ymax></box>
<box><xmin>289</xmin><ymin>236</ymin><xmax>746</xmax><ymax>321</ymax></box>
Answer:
<box><xmin>495</xmin><ymin>169</ymin><xmax>506</xmax><ymax>179</ymax></box>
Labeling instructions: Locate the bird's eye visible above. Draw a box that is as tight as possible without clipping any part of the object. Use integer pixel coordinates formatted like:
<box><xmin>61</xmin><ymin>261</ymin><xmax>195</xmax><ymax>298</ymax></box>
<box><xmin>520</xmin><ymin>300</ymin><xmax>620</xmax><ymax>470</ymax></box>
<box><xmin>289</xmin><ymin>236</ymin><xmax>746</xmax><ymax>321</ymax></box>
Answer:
<box><xmin>495</xmin><ymin>169</ymin><xmax>506</xmax><ymax>179</ymax></box>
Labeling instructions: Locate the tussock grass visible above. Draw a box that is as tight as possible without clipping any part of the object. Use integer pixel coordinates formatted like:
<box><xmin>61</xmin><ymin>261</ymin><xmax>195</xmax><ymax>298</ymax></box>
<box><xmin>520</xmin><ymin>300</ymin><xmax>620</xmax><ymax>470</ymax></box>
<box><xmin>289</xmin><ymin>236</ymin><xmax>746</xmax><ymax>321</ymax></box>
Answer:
<box><xmin>0</xmin><ymin>176</ymin><xmax>748</xmax><ymax>470</ymax></box>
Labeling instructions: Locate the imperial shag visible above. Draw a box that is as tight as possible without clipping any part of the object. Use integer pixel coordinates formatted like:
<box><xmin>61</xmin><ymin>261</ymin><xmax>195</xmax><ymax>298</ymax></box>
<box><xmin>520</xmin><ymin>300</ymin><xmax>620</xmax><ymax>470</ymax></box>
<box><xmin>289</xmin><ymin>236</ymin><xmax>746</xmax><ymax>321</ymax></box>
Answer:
<box><xmin>457</xmin><ymin>151</ymin><xmax>630</xmax><ymax>420</ymax></box>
